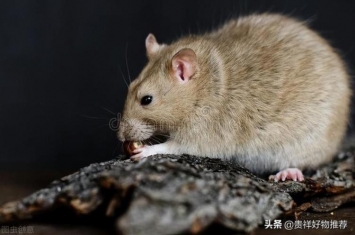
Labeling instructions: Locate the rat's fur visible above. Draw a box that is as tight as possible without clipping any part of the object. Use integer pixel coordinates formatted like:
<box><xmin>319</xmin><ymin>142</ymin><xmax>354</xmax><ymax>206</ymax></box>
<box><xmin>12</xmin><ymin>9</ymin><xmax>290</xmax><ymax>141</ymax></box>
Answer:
<box><xmin>118</xmin><ymin>14</ymin><xmax>351</xmax><ymax>174</ymax></box>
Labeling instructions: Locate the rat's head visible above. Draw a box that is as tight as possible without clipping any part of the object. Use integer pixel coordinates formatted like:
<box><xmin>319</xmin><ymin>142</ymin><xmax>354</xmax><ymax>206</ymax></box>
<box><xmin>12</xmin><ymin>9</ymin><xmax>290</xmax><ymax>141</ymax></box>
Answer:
<box><xmin>118</xmin><ymin>34</ymin><xmax>200</xmax><ymax>142</ymax></box>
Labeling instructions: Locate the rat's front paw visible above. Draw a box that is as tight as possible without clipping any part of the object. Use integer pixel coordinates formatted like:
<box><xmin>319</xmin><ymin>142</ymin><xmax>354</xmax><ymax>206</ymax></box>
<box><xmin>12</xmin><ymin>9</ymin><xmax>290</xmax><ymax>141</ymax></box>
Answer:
<box><xmin>269</xmin><ymin>168</ymin><xmax>304</xmax><ymax>182</ymax></box>
<box><xmin>131</xmin><ymin>145</ymin><xmax>157</xmax><ymax>161</ymax></box>
<box><xmin>129</xmin><ymin>142</ymin><xmax>175</xmax><ymax>161</ymax></box>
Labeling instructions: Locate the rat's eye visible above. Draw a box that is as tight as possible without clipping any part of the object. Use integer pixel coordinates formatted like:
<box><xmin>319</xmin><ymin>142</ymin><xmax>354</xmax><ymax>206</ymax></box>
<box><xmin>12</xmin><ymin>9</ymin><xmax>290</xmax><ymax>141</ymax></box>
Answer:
<box><xmin>140</xmin><ymin>95</ymin><xmax>153</xmax><ymax>106</ymax></box>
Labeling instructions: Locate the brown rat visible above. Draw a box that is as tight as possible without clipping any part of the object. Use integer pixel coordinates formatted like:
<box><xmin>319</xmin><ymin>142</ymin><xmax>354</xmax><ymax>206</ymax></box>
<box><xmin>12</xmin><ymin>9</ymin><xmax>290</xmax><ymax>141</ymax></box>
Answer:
<box><xmin>118</xmin><ymin>14</ymin><xmax>351</xmax><ymax>182</ymax></box>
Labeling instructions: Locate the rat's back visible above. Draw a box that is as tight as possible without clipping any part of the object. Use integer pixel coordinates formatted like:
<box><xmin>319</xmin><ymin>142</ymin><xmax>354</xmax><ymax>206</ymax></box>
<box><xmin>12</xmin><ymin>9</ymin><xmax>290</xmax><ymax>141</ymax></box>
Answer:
<box><xmin>206</xmin><ymin>14</ymin><xmax>351</xmax><ymax>174</ymax></box>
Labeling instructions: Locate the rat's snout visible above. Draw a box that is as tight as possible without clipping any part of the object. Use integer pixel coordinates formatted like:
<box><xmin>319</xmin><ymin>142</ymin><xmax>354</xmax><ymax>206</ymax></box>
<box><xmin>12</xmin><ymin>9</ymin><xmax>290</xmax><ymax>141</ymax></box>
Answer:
<box><xmin>117</xmin><ymin>117</ymin><xmax>130</xmax><ymax>141</ymax></box>
<box><xmin>117</xmin><ymin>118</ymin><xmax>155</xmax><ymax>142</ymax></box>
<box><xmin>117</xmin><ymin>122</ymin><xmax>126</xmax><ymax>142</ymax></box>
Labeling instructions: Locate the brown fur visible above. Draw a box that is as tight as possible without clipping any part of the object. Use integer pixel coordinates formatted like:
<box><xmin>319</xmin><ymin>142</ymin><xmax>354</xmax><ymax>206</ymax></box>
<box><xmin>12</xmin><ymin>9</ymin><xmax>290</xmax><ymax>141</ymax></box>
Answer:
<box><xmin>118</xmin><ymin>14</ymin><xmax>351</xmax><ymax>174</ymax></box>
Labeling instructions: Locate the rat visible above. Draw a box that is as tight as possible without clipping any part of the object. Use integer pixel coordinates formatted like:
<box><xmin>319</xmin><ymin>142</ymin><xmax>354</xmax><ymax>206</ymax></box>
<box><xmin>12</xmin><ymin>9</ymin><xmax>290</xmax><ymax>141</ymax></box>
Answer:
<box><xmin>118</xmin><ymin>14</ymin><xmax>351</xmax><ymax>182</ymax></box>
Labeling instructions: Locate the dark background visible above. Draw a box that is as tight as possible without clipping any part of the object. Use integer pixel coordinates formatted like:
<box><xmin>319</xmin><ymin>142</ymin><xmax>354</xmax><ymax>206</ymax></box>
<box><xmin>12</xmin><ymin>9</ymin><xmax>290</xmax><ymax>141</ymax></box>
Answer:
<box><xmin>0</xmin><ymin>0</ymin><xmax>354</xmax><ymax>172</ymax></box>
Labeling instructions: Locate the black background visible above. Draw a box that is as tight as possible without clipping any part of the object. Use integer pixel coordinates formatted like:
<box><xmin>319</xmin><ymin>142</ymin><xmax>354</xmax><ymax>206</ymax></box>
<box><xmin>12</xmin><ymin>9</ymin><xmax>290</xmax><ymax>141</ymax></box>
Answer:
<box><xmin>0</xmin><ymin>0</ymin><xmax>354</xmax><ymax>171</ymax></box>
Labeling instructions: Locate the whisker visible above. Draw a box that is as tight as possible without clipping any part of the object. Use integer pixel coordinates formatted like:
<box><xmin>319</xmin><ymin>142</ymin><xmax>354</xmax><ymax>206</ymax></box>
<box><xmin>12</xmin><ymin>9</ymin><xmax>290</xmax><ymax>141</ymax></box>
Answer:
<box><xmin>150</xmin><ymin>136</ymin><xmax>159</xmax><ymax>142</ymax></box>
<box><xmin>153</xmin><ymin>138</ymin><xmax>162</xmax><ymax>144</ymax></box>
<box><xmin>80</xmin><ymin>114</ymin><xmax>112</xmax><ymax>120</ymax></box>
<box><xmin>125</xmin><ymin>43</ymin><xmax>132</xmax><ymax>83</ymax></box>
<box><xmin>155</xmin><ymin>134</ymin><xmax>170</xmax><ymax>140</ymax></box>
<box><xmin>112</xmin><ymin>142</ymin><xmax>122</xmax><ymax>157</ymax></box>
<box><xmin>100</xmin><ymin>106</ymin><xmax>117</xmax><ymax>116</ymax></box>
<box><xmin>119</xmin><ymin>65</ymin><xmax>129</xmax><ymax>88</ymax></box>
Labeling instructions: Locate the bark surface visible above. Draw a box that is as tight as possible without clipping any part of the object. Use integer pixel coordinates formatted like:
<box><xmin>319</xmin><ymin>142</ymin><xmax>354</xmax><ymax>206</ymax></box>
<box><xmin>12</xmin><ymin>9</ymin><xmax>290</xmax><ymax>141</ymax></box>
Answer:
<box><xmin>0</xmin><ymin>145</ymin><xmax>354</xmax><ymax>235</ymax></box>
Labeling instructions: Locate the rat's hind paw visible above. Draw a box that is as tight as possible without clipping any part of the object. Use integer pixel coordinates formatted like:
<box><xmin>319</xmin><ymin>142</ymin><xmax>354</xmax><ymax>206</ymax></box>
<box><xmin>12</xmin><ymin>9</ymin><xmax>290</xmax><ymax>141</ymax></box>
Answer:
<box><xmin>269</xmin><ymin>168</ymin><xmax>304</xmax><ymax>182</ymax></box>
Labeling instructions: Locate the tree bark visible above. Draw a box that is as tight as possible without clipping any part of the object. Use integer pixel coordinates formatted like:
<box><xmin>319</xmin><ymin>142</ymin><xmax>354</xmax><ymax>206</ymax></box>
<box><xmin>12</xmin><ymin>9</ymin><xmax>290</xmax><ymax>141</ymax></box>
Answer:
<box><xmin>0</xmin><ymin>145</ymin><xmax>354</xmax><ymax>235</ymax></box>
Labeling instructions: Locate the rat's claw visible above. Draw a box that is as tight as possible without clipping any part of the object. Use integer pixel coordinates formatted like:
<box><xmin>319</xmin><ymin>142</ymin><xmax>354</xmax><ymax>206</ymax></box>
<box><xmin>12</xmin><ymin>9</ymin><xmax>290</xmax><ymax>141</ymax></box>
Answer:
<box><xmin>269</xmin><ymin>168</ymin><xmax>304</xmax><ymax>182</ymax></box>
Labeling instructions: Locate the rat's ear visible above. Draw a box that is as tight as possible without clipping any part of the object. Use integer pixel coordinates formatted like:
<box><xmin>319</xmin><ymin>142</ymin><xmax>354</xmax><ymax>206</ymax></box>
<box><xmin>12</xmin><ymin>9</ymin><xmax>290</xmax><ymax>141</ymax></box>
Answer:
<box><xmin>145</xmin><ymin>34</ymin><xmax>162</xmax><ymax>58</ymax></box>
<box><xmin>171</xmin><ymin>48</ymin><xmax>198</xmax><ymax>83</ymax></box>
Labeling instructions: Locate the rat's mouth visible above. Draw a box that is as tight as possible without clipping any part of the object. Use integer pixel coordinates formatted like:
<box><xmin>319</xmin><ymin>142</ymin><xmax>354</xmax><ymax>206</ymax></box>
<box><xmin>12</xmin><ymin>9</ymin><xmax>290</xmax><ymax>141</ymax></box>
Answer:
<box><xmin>122</xmin><ymin>133</ymin><xmax>169</xmax><ymax>157</ymax></box>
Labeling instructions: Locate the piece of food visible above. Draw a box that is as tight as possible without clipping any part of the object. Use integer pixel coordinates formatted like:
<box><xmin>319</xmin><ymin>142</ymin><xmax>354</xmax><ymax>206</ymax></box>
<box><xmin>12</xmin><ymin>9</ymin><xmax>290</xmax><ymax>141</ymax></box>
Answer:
<box><xmin>123</xmin><ymin>141</ymin><xmax>143</xmax><ymax>157</ymax></box>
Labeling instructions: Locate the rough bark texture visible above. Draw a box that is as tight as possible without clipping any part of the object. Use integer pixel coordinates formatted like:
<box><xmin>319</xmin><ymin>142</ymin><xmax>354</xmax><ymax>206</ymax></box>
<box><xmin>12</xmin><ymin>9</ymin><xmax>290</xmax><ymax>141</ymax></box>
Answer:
<box><xmin>0</xmin><ymin>145</ymin><xmax>354</xmax><ymax>235</ymax></box>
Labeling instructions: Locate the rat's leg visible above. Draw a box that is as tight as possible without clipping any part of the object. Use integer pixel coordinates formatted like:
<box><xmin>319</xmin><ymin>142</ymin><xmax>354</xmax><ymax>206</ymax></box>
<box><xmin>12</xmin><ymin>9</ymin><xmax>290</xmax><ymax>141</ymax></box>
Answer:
<box><xmin>269</xmin><ymin>168</ymin><xmax>304</xmax><ymax>182</ymax></box>
<box><xmin>131</xmin><ymin>141</ymin><xmax>179</xmax><ymax>160</ymax></box>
